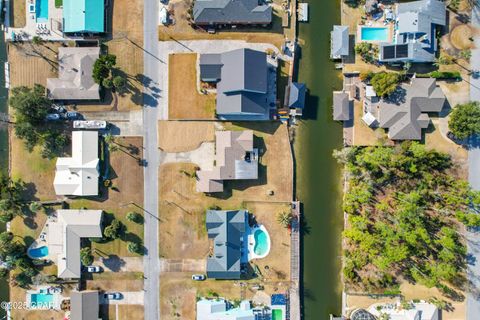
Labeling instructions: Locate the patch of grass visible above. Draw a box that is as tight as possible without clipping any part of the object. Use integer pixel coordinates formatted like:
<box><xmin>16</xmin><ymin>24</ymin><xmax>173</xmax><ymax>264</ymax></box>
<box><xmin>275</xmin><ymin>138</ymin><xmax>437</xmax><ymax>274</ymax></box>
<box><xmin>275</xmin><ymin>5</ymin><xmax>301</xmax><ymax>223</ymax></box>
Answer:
<box><xmin>55</xmin><ymin>0</ymin><xmax>63</xmax><ymax>7</ymax></box>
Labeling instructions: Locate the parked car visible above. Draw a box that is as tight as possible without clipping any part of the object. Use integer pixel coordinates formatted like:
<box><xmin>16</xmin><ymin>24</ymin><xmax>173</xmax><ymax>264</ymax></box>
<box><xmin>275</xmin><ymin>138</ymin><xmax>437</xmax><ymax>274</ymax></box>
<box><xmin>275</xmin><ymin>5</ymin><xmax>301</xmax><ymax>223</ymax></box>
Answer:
<box><xmin>65</xmin><ymin>111</ymin><xmax>82</xmax><ymax>120</ymax></box>
<box><xmin>104</xmin><ymin>292</ymin><xmax>122</xmax><ymax>300</ymax></box>
<box><xmin>85</xmin><ymin>265</ymin><xmax>103</xmax><ymax>273</ymax></box>
<box><xmin>191</xmin><ymin>274</ymin><xmax>206</xmax><ymax>281</ymax></box>
<box><xmin>52</xmin><ymin>104</ymin><xmax>67</xmax><ymax>114</ymax></box>
<box><xmin>46</xmin><ymin>113</ymin><xmax>61</xmax><ymax>121</ymax></box>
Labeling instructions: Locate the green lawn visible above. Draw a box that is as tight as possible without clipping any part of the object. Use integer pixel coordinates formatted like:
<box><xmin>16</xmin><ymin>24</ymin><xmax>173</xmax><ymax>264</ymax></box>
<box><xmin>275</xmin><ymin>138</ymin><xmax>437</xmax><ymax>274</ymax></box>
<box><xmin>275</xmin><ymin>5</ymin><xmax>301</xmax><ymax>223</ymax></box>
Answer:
<box><xmin>55</xmin><ymin>0</ymin><xmax>63</xmax><ymax>8</ymax></box>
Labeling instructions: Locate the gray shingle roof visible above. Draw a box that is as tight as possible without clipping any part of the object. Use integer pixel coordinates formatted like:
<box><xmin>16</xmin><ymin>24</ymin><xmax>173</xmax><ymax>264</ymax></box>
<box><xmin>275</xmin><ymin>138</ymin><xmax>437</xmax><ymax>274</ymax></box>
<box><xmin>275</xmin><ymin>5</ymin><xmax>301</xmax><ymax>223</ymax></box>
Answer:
<box><xmin>285</xmin><ymin>82</ymin><xmax>306</xmax><ymax>109</ymax></box>
<box><xmin>200</xmin><ymin>54</ymin><xmax>223</xmax><ymax>82</ymax></box>
<box><xmin>379</xmin><ymin>78</ymin><xmax>445</xmax><ymax>140</ymax></box>
<box><xmin>206</xmin><ymin>210</ymin><xmax>246</xmax><ymax>279</ymax></box>
<box><xmin>70</xmin><ymin>291</ymin><xmax>99</xmax><ymax>320</ymax></box>
<box><xmin>333</xmin><ymin>91</ymin><xmax>351</xmax><ymax>121</ymax></box>
<box><xmin>193</xmin><ymin>0</ymin><xmax>272</xmax><ymax>25</ymax></box>
<box><xmin>331</xmin><ymin>25</ymin><xmax>349</xmax><ymax>59</ymax></box>
<box><xmin>215</xmin><ymin>48</ymin><xmax>269</xmax><ymax>119</ymax></box>
<box><xmin>47</xmin><ymin>47</ymin><xmax>100</xmax><ymax>100</ymax></box>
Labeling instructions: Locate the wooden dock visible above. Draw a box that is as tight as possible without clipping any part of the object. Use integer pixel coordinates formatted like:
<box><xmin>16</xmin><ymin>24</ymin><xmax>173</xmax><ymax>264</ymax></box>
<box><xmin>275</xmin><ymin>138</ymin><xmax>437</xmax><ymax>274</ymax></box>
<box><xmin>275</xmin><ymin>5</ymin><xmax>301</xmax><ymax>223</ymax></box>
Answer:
<box><xmin>289</xmin><ymin>201</ymin><xmax>301</xmax><ymax>320</ymax></box>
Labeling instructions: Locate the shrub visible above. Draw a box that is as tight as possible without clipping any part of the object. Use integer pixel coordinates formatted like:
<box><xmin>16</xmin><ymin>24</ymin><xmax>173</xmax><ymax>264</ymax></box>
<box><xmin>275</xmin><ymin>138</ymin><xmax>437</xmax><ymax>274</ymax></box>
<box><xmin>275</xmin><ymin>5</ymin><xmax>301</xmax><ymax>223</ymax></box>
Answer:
<box><xmin>104</xmin><ymin>219</ymin><xmax>123</xmax><ymax>239</ymax></box>
<box><xmin>371</xmin><ymin>72</ymin><xmax>401</xmax><ymax>97</ymax></box>
<box><xmin>448</xmin><ymin>102</ymin><xmax>480</xmax><ymax>139</ymax></box>
<box><xmin>113</xmin><ymin>76</ymin><xmax>126</xmax><ymax>89</ymax></box>
<box><xmin>127</xmin><ymin>241</ymin><xmax>143</xmax><ymax>255</ymax></box>
<box><xmin>80</xmin><ymin>247</ymin><xmax>94</xmax><ymax>266</ymax></box>
<box><xmin>126</xmin><ymin>212</ymin><xmax>144</xmax><ymax>224</ymax></box>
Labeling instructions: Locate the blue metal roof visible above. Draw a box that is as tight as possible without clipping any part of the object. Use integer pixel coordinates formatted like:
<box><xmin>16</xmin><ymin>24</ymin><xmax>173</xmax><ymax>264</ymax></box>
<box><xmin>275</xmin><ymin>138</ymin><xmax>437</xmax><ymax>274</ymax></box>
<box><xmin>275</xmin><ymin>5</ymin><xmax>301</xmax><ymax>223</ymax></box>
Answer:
<box><xmin>63</xmin><ymin>0</ymin><xmax>105</xmax><ymax>33</ymax></box>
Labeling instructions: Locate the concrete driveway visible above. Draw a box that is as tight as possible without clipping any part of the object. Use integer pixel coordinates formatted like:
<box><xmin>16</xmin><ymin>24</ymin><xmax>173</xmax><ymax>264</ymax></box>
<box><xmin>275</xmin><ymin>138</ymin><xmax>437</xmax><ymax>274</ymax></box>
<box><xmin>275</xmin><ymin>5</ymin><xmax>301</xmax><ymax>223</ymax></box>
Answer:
<box><xmin>100</xmin><ymin>291</ymin><xmax>144</xmax><ymax>305</ymax></box>
<box><xmin>469</xmin><ymin>136</ymin><xmax>480</xmax><ymax>191</ymax></box>
<box><xmin>159</xmin><ymin>142</ymin><xmax>214</xmax><ymax>170</ymax></box>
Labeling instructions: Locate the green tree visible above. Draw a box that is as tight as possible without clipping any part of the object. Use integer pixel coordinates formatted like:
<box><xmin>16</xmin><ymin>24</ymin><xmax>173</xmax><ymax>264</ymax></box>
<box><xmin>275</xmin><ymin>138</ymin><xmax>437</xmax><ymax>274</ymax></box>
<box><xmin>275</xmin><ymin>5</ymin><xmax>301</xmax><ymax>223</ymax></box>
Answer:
<box><xmin>276</xmin><ymin>211</ymin><xmax>292</xmax><ymax>228</ymax></box>
<box><xmin>80</xmin><ymin>247</ymin><xmax>94</xmax><ymax>266</ymax></box>
<box><xmin>0</xmin><ymin>231</ymin><xmax>14</xmax><ymax>244</ymax></box>
<box><xmin>127</xmin><ymin>241</ymin><xmax>143</xmax><ymax>254</ymax></box>
<box><xmin>102</xmin><ymin>78</ymin><xmax>113</xmax><ymax>89</ymax></box>
<box><xmin>126</xmin><ymin>212</ymin><xmax>144</xmax><ymax>224</ymax></box>
<box><xmin>104</xmin><ymin>219</ymin><xmax>123</xmax><ymax>239</ymax></box>
<box><xmin>93</xmin><ymin>54</ymin><xmax>117</xmax><ymax>85</ymax></box>
<box><xmin>0</xmin><ymin>211</ymin><xmax>14</xmax><ymax>223</ymax></box>
<box><xmin>113</xmin><ymin>76</ymin><xmax>127</xmax><ymax>89</ymax></box>
<box><xmin>371</xmin><ymin>72</ymin><xmax>400</xmax><ymax>97</ymax></box>
<box><xmin>28</xmin><ymin>202</ymin><xmax>42</xmax><ymax>213</ymax></box>
<box><xmin>448</xmin><ymin>102</ymin><xmax>480</xmax><ymax>139</ymax></box>
<box><xmin>32</xmin><ymin>36</ymin><xmax>44</xmax><ymax>46</ymax></box>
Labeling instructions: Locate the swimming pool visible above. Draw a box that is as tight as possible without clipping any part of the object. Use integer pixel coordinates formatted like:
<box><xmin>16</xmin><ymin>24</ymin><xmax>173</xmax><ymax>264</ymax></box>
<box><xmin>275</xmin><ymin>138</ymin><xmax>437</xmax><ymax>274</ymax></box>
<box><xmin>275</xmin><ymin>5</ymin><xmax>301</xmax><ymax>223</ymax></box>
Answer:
<box><xmin>361</xmin><ymin>27</ymin><xmax>389</xmax><ymax>42</ymax></box>
<box><xmin>35</xmin><ymin>0</ymin><xmax>48</xmax><ymax>22</ymax></box>
<box><xmin>253</xmin><ymin>229</ymin><xmax>269</xmax><ymax>256</ymax></box>
<box><xmin>29</xmin><ymin>292</ymin><xmax>53</xmax><ymax>308</ymax></box>
<box><xmin>28</xmin><ymin>246</ymin><xmax>49</xmax><ymax>259</ymax></box>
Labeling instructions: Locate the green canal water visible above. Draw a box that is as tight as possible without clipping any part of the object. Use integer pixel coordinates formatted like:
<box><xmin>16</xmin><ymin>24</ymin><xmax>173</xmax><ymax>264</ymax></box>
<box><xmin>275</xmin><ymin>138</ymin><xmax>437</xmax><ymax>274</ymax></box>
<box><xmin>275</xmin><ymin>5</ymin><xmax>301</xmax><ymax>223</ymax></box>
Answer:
<box><xmin>295</xmin><ymin>0</ymin><xmax>344</xmax><ymax>318</ymax></box>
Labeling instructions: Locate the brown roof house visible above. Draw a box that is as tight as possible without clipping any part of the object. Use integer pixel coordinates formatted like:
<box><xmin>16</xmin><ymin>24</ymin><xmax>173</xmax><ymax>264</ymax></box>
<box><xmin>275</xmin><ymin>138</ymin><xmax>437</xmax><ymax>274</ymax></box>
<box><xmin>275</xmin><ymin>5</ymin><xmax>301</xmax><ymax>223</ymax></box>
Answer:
<box><xmin>47</xmin><ymin>47</ymin><xmax>100</xmax><ymax>100</ymax></box>
<box><xmin>196</xmin><ymin>130</ymin><xmax>258</xmax><ymax>193</ymax></box>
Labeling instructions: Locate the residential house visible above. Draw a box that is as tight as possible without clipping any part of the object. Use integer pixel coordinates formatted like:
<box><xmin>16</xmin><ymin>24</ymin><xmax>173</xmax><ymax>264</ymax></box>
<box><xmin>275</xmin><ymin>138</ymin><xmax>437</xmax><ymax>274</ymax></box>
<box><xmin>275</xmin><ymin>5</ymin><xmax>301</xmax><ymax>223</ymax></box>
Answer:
<box><xmin>376</xmin><ymin>78</ymin><xmax>445</xmax><ymax>140</ymax></box>
<box><xmin>49</xmin><ymin>210</ymin><xmax>103</xmax><ymax>279</ymax></box>
<box><xmin>196</xmin><ymin>130</ymin><xmax>258</xmax><ymax>193</ymax></box>
<box><xmin>47</xmin><ymin>47</ymin><xmax>100</xmax><ymax>101</ymax></box>
<box><xmin>368</xmin><ymin>301</ymin><xmax>439</xmax><ymax>320</ymax></box>
<box><xmin>63</xmin><ymin>0</ymin><xmax>105</xmax><ymax>34</ymax></box>
<box><xmin>331</xmin><ymin>25</ymin><xmax>349</xmax><ymax>59</ymax></box>
<box><xmin>53</xmin><ymin>131</ymin><xmax>99</xmax><ymax>196</ymax></box>
<box><xmin>379</xmin><ymin>0</ymin><xmax>446</xmax><ymax>63</ymax></box>
<box><xmin>284</xmin><ymin>82</ymin><xmax>306</xmax><ymax>116</ymax></box>
<box><xmin>199</xmin><ymin>48</ymin><xmax>272</xmax><ymax>120</ymax></box>
<box><xmin>70</xmin><ymin>290</ymin><xmax>100</xmax><ymax>320</ymax></box>
<box><xmin>197</xmin><ymin>299</ymin><xmax>272</xmax><ymax>320</ymax></box>
<box><xmin>193</xmin><ymin>0</ymin><xmax>272</xmax><ymax>26</ymax></box>
<box><xmin>332</xmin><ymin>91</ymin><xmax>352</xmax><ymax>121</ymax></box>
<box><xmin>206</xmin><ymin>210</ymin><xmax>246</xmax><ymax>280</ymax></box>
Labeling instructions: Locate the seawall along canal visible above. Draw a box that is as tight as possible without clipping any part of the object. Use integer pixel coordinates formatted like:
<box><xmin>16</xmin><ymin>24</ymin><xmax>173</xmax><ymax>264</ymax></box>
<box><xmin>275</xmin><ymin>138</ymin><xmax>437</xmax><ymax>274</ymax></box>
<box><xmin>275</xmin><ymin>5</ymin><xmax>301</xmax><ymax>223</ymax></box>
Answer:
<box><xmin>294</xmin><ymin>0</ymin><xmax>344</xmax><ymax>318</ymax></box>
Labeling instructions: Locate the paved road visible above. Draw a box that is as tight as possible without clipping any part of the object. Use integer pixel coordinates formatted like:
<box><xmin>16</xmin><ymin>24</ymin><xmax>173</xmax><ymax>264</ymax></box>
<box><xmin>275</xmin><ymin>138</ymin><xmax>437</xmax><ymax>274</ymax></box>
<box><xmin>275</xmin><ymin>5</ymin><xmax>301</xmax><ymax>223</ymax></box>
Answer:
<box><xmin>143</xmin><ymin>1</ymin><xmax>161</xmax><ymax>319</ymax></box>
<box><xmin>467</xmin><ymin>6</ymin><xmax>480</xmax><ymax>319</ymax></box>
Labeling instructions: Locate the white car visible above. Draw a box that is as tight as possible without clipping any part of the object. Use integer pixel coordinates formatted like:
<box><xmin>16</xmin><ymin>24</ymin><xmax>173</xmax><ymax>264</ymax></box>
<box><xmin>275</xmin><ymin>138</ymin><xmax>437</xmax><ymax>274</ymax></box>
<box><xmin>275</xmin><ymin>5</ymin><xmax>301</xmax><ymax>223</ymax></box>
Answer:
<box><xmin>191</xmin><ymin>274</ymin><xmax>206</xmax><ymax>281</ymax></box>
<box><xmin>45</xmin><ymin>113</ymin><xmax>61</xmax><ymax>121</ymax></box>
<box><xmin>86</xmin><ymin>265</ymin><xmax>102</xmax><ymax>273</ymax></box>
<box><xmin>104</xmin><ymin>292</ymin><xmax>122</xmax><ymax>300</ymax></box>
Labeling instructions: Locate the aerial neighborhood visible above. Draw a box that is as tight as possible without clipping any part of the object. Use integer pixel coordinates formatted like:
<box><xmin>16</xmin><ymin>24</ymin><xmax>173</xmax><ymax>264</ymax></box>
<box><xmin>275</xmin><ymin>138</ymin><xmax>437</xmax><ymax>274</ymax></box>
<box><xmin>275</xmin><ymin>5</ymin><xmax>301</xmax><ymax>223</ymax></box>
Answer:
<box><xmin>0</xmin><ymin>0</ymin><xmax>478</xmax><ymax>320</ymax></box>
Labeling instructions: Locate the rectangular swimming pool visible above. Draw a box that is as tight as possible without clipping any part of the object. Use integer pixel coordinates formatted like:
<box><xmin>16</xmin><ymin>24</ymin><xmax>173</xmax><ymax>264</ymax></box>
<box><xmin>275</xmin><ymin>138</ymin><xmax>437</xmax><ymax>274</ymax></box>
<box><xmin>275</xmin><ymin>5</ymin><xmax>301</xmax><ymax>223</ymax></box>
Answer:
<box><xmin>30</xmin><ymin>293</ymin><xmax>53</xmax><ymax>308</ymax></box>
<box><xmin>35</xmin><ymin>0</ymin><xmax>48</xmax><ymax>22</ymax></box>
<box><xmin>361</xmin><ymin>27</ymin><xmax>388</xmax><ymax>42</ymax></box>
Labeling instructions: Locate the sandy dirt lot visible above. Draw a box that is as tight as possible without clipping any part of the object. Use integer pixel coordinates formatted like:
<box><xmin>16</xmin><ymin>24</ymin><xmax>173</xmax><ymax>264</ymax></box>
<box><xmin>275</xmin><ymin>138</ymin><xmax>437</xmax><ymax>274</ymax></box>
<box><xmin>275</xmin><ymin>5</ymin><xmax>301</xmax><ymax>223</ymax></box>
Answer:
<box><xmin>106</xmin><ymin>305</ymin><xmax>145</xmax><ymax>320</ymax></box>
<box><xmin>8</xmin><ymin>42</ymin><xmax>61</xmax><ymax>88</ymax></box>
<box><xmin>158</xmin><ymin>121</ymin><xmax>215</xmax><ymax>152</ymax></box>
<box><xmin>11</xmin><ymin>0</ymin><xmax>26</xmax><ymax>28</ymax></box>
<box><xmin>159</xmin><ymin>0</ymin><xmax>286</xmax><ymax>49</ymax></box>
<box><xmin>352</xmin><ymin>101</ymin><xmax>392</xmax><ymax>146</ymax></box>
<box><xmin>168</xmin><ymin>53</ymin><xmax>216</xmax><ymax>120</ymax></box>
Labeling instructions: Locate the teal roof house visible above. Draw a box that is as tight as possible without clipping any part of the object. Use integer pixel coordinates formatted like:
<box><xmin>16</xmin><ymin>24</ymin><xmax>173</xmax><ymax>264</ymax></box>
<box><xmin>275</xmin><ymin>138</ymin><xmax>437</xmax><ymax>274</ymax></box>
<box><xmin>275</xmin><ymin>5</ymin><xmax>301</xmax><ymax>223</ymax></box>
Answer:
<box><xmin>63</xmin><ymin>0</ymin><xmax>105</xmax><ymax>34</ymax></box>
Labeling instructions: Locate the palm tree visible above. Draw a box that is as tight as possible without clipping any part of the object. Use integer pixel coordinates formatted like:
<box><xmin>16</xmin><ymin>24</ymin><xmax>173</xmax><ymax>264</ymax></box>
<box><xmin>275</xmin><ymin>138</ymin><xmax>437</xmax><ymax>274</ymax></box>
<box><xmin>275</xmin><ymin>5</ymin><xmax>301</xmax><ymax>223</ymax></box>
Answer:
<box><xmin>276</xmin><ymin>211</ymin><xmax>292</xmax><ymax>228</ymax></box>
<box><xmin>32</xmin><ymin>36</ymin><xmax>43</xmax><ymax>46</ymax></box>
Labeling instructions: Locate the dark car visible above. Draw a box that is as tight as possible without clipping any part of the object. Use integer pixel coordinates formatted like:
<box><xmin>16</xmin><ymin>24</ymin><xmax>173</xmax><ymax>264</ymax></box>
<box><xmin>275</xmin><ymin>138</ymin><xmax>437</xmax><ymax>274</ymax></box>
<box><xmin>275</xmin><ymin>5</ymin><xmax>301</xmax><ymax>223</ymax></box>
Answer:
<box><xmin>66</xmin><ymin>112</ymin><xmax>82</xmax><ymax>120</ymax></box>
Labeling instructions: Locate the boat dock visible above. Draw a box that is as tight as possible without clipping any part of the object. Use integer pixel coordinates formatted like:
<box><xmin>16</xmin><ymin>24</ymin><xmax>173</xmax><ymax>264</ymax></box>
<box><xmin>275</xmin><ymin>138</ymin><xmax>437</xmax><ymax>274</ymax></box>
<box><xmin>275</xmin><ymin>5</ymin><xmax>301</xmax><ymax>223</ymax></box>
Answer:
<box><xmin>298</xmin><ymin>3</ymin><xmax>309</xmax><ymax>22</ymax></box>
<box><xmin>289</xmin><ymin>201</ymin><xmax>301</xmax><ymax>320</ymax></box>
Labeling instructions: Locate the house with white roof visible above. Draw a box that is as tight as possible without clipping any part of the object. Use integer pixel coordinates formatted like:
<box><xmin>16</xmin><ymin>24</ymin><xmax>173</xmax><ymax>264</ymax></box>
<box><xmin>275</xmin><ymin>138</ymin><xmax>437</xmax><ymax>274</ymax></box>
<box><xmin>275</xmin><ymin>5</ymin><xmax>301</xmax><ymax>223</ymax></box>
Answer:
<box><xmin>48</xmin><ymin>210</ymin><xmax>103</xmax><ymax>279</ymax></box>
<box><xmin>53</xmin><ymin>131</ymin><xmax>99</xmax><ymax>196</ymax></box>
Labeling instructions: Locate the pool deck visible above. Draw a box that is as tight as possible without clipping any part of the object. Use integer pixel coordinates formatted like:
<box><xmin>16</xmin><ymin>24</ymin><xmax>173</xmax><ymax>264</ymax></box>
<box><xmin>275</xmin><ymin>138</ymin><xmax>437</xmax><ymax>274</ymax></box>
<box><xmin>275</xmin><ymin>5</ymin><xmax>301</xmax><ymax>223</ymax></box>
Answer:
<box><xmin>4</xmin><ymin>0</ymin><xmax>79</xmax><ymax>41</ymax></box>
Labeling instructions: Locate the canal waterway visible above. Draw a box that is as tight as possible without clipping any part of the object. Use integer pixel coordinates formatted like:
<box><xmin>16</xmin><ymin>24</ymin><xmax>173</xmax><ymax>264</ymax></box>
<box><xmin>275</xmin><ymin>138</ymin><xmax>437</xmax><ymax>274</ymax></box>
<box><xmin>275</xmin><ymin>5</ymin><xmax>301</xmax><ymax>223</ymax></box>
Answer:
<box><xmin>294</xmin><ymin>0</ymin><xmax>344</xmax><ymax>318</ymax></box>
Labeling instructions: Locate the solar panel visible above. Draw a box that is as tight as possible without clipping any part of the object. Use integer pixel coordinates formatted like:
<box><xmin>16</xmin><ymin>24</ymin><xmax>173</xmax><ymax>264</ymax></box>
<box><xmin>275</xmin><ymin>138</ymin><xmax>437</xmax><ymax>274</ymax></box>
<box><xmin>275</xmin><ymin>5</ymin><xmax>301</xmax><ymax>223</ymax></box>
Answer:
<box><xmin>382</xmin><ymin>45</ymin><xmax>395</xmax><ymax>60</ymax></box>
<box><xmin>396</xmin><ymin>44</ymin><xmax>409</xmax><ymax>58</ymax></box>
